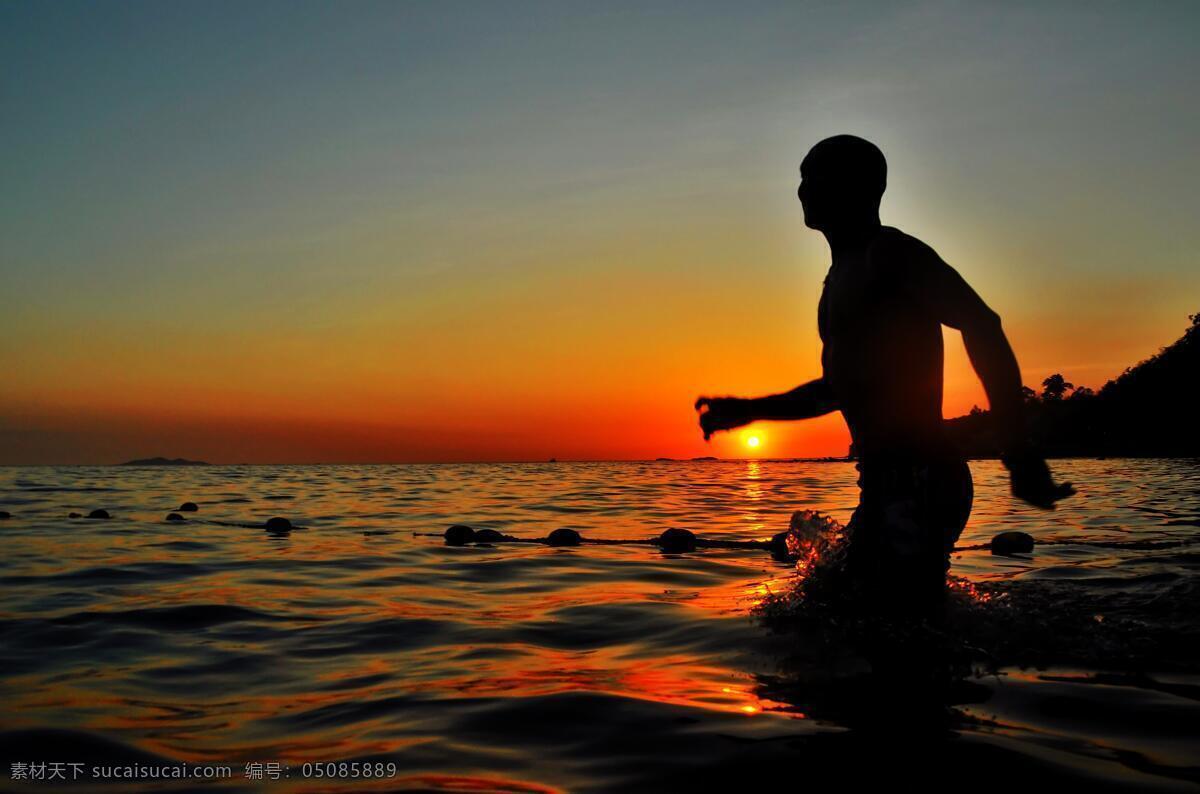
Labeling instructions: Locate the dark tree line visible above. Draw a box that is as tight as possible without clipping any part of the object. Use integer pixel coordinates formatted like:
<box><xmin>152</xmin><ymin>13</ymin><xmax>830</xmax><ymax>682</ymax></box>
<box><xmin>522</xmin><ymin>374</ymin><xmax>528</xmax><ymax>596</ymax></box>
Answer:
<box><xmin>946</xmin><ymin>311</ymin><xmax>1200</xmax><ymax>458</ymax></box>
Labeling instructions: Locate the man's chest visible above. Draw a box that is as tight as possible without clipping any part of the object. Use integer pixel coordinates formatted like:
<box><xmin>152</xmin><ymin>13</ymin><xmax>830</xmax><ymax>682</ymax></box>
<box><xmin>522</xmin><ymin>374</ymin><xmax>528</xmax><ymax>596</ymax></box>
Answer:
<box><xmin>818</xmin><ymin>265</ymin><xmax>883</xmax><ymax>341</ymax></box>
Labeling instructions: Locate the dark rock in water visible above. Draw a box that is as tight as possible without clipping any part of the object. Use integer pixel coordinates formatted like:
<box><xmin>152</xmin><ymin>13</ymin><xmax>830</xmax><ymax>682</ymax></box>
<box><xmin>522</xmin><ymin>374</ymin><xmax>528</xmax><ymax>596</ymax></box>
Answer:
<box><xmin>264</xmin><ymin>517</ymin><xmax>292</xmax><ymax>533</ymax></box>
<box><xmin>474</xmin><ymin>528</ymin><xmax>504</xmax><ymax>543</ymax></box>
<box><xmin>658</xmin><ymin>527</ymin><xmax>696</xmax><ymax>553</ymax></box>
<box><xmin>178</xmin><ymin>502</ymin><xmax>199</xmax><ymax>512</ymax></box>
<box><xmin>87</xmin><ymin>509</ymin><xmax>111</xmax><ymax>520</ymax></box>
<box><xmin>547</xmin><ymin>528</ymin><xmax>581</xmax><ymax>547</ymax></box>
<box><xmin>69</xmin><ymin>512</ymin><xmax>82</xmax><ymax>519</ymax></box>
<box><xmin>166</xmin><ymin>513</ymin><xmax>185</xmax><ymax>522</ymax></box>
<box><xmin>991</xmin><ymin>530</ymin><xmax>1035</xmax><ymax>555</ymax></box>
<box><xmin>444</xmin><ymin>524</ymin><xmax>476</xmax><ymax>546</ymax></box>
<box><xmin>0</xmin><ymin>511</ymin><xmax>10</xmax><ymax>519</ymax></box>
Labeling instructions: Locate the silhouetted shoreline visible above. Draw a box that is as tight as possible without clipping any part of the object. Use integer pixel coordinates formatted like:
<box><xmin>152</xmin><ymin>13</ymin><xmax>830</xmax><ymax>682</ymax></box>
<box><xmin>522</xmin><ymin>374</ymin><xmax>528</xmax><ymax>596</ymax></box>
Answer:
<box><xmin>119</xmin><ymin>457</ymin><xmax>210</xmax><ymax>467</ymax></box>
<box><xmin>947</xmin><ymin>311</ymin><xmax>1200</xmax><ymax>459</ymax></box>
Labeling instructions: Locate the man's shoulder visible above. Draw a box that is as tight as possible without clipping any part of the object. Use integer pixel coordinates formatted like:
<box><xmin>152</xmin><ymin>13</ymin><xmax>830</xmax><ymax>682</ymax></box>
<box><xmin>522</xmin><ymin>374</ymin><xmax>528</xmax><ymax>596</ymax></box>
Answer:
<box><xmin>870</xmin><ymin>226</ymin><xmax>940</xmax><ymax>263</ymax></box>
<box><xmin>869</xmin><ymin>227</ymin><xmax>956</xmax><ymax>292</ymax></box>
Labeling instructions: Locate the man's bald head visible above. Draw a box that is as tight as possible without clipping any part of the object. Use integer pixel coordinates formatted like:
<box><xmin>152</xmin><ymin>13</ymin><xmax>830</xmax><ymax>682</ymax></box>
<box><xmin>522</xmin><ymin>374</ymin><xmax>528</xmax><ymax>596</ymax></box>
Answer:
<box><xmin>798</xmin><ymin>135</ymin><xmax>887</xmax><ymax>231</ymax></box>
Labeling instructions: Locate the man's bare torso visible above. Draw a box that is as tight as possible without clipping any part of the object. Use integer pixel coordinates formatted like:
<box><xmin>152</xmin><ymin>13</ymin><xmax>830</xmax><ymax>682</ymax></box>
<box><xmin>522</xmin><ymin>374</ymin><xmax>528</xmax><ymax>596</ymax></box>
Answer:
<box><xmin>817</xmin><ymin>226</ymin><xmax>950</xmax><ymax>460</ymax></box>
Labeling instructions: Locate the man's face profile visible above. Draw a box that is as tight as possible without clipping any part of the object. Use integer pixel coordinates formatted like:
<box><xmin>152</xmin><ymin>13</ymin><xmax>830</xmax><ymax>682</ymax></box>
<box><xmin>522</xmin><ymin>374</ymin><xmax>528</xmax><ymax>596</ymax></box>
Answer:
<box><xmin>797</xmin><ymin>159</ymin><xmax>824</xmax><ymax>230</ymax></box>
<box><xmin>796</xmin><ymin>135</ymin><xmax>887</xmax><ymax>230</ymax></box>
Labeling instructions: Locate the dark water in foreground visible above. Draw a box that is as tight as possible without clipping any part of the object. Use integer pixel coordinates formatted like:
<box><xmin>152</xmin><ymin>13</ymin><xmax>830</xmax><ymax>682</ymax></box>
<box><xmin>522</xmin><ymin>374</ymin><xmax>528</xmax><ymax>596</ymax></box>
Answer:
<box><xmin>0</xmin><ymin>459</ymin><xmax>1197</xmax><ymax>791</ymax></box>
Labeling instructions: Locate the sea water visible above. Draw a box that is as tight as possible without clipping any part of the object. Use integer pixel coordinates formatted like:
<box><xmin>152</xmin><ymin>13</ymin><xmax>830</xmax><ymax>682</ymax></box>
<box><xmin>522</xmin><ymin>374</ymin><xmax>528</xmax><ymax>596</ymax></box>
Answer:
<box><xmin>0</xmin><ymin>459</ymin><xmax>1197</xmax><ymax>790</ymax></box>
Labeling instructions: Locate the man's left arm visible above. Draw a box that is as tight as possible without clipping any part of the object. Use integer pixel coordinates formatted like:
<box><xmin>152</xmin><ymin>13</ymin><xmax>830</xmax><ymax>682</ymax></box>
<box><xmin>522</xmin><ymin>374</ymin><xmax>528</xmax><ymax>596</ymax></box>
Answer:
<box><xmin>903</xmin><ymin>241</ymin><xmax>1075</xmax><ymax>509</ymax></box>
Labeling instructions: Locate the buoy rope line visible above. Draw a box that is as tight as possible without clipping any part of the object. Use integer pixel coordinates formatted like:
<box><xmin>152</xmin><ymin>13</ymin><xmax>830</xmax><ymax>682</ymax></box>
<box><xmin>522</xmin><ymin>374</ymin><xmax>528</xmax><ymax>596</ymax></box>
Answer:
<box><xmin>422</xmin><ymin>524</ymin><xmax>1194</xmax><ymax>558</ymax></box>
<box><xmin>422</xmin><ymin>525</ymin><xmax>778</xmax><ymax>553</ymax></box>
<box><xmin>953</xmin><ymin>538</ymin><xmax>1191</xmax><ymax>551</ymax></box>
<box><xmin>43</xmin><ymin>507</ymin><xmax>1197</xmax><ymax>553</ymax></box>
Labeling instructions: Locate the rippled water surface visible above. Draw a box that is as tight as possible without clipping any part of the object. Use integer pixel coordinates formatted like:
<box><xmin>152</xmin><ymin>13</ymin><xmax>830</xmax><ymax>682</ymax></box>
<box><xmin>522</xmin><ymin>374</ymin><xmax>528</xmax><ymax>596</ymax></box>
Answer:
<box><xmin>1</xmin><ymin>460</ymin><xmax>1197</xmax><ymax>791</ymax></box>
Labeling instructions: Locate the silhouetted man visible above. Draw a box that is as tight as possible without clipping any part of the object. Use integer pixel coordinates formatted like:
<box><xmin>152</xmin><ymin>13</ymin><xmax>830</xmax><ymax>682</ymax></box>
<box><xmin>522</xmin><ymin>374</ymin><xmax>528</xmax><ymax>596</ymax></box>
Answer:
<box><xmin>695</xmin><ymin>135</ymin><xmax>1073</xmax><ymax>609</ymax></box>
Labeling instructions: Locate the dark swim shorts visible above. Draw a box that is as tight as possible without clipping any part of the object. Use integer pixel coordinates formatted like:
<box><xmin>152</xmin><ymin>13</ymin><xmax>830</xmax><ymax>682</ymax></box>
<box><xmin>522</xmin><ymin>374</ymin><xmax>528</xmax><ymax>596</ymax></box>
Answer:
<box><xmin>839</xmin><ymin>458</ymin><xmax>974</xmax><ymax>609</ymax></box>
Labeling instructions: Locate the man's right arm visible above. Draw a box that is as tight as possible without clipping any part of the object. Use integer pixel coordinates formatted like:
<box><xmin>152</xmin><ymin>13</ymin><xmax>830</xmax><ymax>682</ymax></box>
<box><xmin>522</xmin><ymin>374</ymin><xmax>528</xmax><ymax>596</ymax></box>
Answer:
<box><xmin>695</xmin><ymin>378</ymin><xmax>837</xmax><ymax>440</ymax></box>
<box><xmin>750</xmin><ymin>378</ymin><xmax>838</xmax><ymax>421</ymax></box>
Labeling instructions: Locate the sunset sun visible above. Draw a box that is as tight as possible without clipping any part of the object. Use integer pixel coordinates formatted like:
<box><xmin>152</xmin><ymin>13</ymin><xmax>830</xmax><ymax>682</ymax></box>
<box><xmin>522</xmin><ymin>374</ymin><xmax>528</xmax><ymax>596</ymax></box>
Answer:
<box><xmin>745</xmin><ymin>434</ymin><xmax>761</xmax><ymax>449</ymax></box>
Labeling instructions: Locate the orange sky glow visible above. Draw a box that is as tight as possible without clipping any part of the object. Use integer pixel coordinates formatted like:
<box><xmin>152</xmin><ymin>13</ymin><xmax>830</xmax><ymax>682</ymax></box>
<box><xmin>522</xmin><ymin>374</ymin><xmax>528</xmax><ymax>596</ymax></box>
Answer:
<box><xmin>3</xmin><ymin>3</ymin><xmax>1198</xmax><ymax>464</ymax></box>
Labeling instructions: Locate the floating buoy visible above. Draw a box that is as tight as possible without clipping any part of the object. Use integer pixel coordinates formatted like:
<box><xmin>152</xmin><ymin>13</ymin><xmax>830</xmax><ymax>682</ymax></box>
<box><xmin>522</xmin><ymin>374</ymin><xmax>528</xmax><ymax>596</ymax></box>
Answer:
<box><xmin>658</xmin><ymin>528</ymin><xmax>696</xmax><ymax>553</ymax></box>
<box><xmin>0</xmin><ymin>511</ymin><xmax>10</xmax><ymax>519</ymax></box>
<box><xmin>264</xmin><ymin>517</ymin><xmax>293</xmax><ymax>534</ymax></box>
<box><xmin>166</xmin><ymin>513</ymin><xmax>185</xmax><ymax>522</ymax></box>
<box><xmin>179</xmin><ymin>502</ymin><xmax>199</xmax><ymax>512</ymax></box>
<box><xmin>769</xmin><ymin>531</ymin><xmax>792</xmax><ymax>559</ymax></box>
<box><xmin>87</xmin><ymin>509</ymin><xmax>111</xmax><ymax>520</ymax></box>
<box><xmin>444</xmin><ymin>524</ymin><xmax>477</xmax><ymax>546</ymax></box>
<box><xmin>474</xmin><ymin>528</ymin><xmax>504</xmax><ymax>543</ymax></box>
<box><xmin>990</xmin><ymin>530</ymin><xmax>1034</xmax><ymax>555</ymax></box>
<box><xmin>547</xmin><ymin>528</ymin><xmax>581</xmax><ymax>547</ymax></box>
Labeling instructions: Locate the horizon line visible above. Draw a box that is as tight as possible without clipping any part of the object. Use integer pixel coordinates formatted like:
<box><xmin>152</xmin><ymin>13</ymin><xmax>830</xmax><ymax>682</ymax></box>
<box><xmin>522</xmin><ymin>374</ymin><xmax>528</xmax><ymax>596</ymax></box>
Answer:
<box><xmin>0</xmin><ymin>455</ymin><xmax>855</xmax><ymax>467</ymax></box>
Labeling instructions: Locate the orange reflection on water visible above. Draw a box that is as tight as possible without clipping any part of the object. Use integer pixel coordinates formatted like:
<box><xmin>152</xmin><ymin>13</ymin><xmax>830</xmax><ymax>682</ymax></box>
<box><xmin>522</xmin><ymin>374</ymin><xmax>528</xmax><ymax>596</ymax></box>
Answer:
<box><xmin>0</xmin><ymin>626</ymin><xmax>794</xmax><ymax>764</ymax></box>
<box><xmin>740</xmin><ymin>461</ymin><xmax>765</xmax><ymax>532</ymax></box>
<box><xmin>684</xmin><ymin>569</ymin><xmax>798</xmax><ymax>613</ymax></box>
<box><xmin>947</xmin><ymin>576</ymin><xmax>1003</xmax><ymax>605</ymax></box>
<box><xmin>395</xmin><ymin>644</ymin><xmax>789</xmax><ymax>717</ymax></box>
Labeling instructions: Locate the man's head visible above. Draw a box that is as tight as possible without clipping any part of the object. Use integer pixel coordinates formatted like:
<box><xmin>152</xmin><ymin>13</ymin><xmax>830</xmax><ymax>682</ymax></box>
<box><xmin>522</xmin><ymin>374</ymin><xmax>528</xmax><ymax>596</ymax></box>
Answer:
<box><xmin>797</xmin><ymin>135</ymin><xmax>886</xmax><ymax>231</ymax></box>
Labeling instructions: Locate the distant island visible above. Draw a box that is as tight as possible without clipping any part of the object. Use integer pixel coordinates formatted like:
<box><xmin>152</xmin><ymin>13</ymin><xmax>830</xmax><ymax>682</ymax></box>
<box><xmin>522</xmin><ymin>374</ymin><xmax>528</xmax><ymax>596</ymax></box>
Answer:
<box><xmin>946</xmin><ymin>311</ymin><xmax>1199</xmax><ymax>458</ymax></box>
<box><xmin>119</xmin><ymin>457</ymin><xmax>210</xmax><ymax>466</ymax></box>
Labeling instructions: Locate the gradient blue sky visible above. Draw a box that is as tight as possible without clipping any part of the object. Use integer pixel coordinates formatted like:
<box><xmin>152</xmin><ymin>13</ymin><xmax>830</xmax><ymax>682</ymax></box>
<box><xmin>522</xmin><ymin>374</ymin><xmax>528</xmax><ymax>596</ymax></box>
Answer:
<box><xmin>3</xmin><ymin>1</ymin><xmax>1198</xmax><ymax>462</ymax></box>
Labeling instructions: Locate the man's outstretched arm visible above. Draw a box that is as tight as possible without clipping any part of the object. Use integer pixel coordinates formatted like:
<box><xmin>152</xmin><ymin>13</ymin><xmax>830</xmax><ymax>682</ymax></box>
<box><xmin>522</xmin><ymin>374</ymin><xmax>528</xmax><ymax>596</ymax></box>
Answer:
<box><xmin>908</xmin><ymin>243</ymin><xmax>1075</xmax><ymax>508</ymax></box>
<box><xmin>695</xmin><ymin>378</ymin><xmax>837</xmax><ymax>440</ymax></box>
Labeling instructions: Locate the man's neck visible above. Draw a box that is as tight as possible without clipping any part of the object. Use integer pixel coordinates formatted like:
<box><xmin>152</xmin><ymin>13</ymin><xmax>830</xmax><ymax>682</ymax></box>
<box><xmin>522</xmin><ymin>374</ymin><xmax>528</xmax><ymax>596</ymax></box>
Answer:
<box><xmin>822</xmin><ymin>217</ymin><xmax>882</xmax><ymax>256</ymax></box>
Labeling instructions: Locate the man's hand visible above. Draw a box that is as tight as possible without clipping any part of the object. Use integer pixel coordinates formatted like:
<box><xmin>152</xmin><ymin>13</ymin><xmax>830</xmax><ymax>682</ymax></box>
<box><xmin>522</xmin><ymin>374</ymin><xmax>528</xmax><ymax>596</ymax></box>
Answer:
<box><xmin>694</xmin><ymin>396</ymin><xmax>755</xmax><ymax>441</ymax></box>
<box><xmin>1004</xmin><ymin>454</ymin><xmax>1076</xmax><ymax>509</ymax></box>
